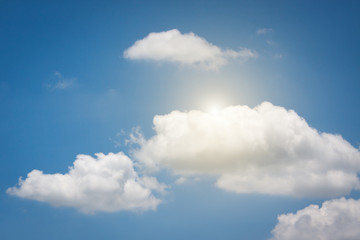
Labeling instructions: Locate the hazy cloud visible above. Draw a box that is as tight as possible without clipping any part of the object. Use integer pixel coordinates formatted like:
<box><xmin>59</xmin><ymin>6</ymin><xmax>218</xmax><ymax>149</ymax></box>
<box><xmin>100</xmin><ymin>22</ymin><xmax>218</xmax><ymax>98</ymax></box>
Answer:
<box><xmin>270</xmin><ymin>198</ymin><xmax>360</xmax><ymax>240</ymax></box>
<box><xmin>266</xmin><ymin>40</ymin><xmax>277</xmax><ymax>46</ymax></box>
<box><xmin>273</xmin><ymin>53</ymin><xmax>285</xmax><ymax>59</ymax></box>
<box><xmin>175</xmin><ymin>177</ymin><xmax>187</xmax><ymax>184</ymax></box>
<box><xmin>7</xmin><ymin>152</ymin><xmax>166</xmax><ymax>214</ymax></box>
<box><xmin>46</xmin><ymin>72</ymin><xmax>75</xmax><ymax>90</ymax></box>
<box><xmin>133</xmin><ymin>102</ymin><xmax>360</xmax><ymax>197</ymax></box>
<box><xmin>124</xmin><ymin>29</ymin><xmax>257</xmax><ymax>70</ymax></box>
<box><xmin>257</xmin><ymin>28</ymin><xmax>273</xmax><ymax>35</ymax></box>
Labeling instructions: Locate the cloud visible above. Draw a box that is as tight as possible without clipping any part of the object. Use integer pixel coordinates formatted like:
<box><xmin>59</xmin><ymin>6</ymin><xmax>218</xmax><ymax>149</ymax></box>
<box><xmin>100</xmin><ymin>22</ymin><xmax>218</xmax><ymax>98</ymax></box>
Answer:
<box><xmin>133</xmin><ymin>102</ymin><xmax>360</xmax><ymax>197</ymax></box>
<box><xmin>124</xmin><ymin>29</ymin><xmax>257</xmax><ymax>70</ymax></box>
<box><xmin>175</xmin><ymin>177</ymin><xmax>187</xmax><ymax>184</ymax></box>
<box><xmin>7</xmin><ymin>152</ymin><xmax>166</xmax><ymax>214</ymax></box>
<box><xmin>266</xmin><ymin>40</ymin><xmax>277</xmax><ymax>46</ymax></box>
<box><xmin>273</xmin><ymin>53</ymin><xmax>285</xmax><ymax>59</ymax></box>
<box><xmin>270</xmin><ymin>197</ymin><xmax>360</xmax><ymax>240</ymax></box>
<box><xmin>46</xmin><ymin>72</ymin><xmax>75</xmax><ymax>90</ymax></box>
<box><xmin>257</xmin><ymin>28</ymin><xmax>273</xmax><ymax>35</ymax></box>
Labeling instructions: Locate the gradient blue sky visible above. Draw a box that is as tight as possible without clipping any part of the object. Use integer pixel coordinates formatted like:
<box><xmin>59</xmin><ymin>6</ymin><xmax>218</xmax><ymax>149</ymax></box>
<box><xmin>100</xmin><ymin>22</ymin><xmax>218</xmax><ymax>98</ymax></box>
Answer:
<box><xmin>1</xmin><ymin>1</ymin><xmax>360</xmax><ymax>239</ymax></box>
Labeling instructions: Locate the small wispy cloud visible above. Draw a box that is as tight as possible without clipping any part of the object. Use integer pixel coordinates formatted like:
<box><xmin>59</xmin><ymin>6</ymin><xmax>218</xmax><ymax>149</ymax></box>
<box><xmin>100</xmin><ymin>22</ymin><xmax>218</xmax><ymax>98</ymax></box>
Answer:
<box><xmin>273</xmin><ymin>53</ymin><xmax>285</xmax><ymax>59</ymax></box>
<box><xmin>175</xmin><ymin>177</ymin><xmax>187</xmax><ymax>184</ymax></box>
<box><xmin>46</xmin><ymin>72</ymin><xmax>76</xmax><ymax>90</ymax></box>
<box><xmin>109</xmin><ymin>130</ymin><xmax>126</xmax><ymax>148</ymax></box>
<box><xmin>266</xmin><ymin>40</ymin><xmax>277</xmax><ymax>46</ymax></box>
<box><xmin>257</xmin><ymin>28</ymin><xmax>273</xmax><ymax>35</ymax></box>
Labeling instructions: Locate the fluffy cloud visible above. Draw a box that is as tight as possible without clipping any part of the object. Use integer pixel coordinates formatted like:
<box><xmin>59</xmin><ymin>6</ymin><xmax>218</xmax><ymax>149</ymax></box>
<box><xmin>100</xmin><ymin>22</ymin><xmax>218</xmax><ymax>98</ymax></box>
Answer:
<box><xmin>133</xmin><ymin>102</ymin><xmax>360</xmax><ymax>197</ymax></box>
<box><xmin>124</xmin><ymin>29</ymin><xmax>257</xmax><ymax>70</ymax></box>
<box><xmin>270</xmin><ymin>198</ymin><xmax>360</xmax><ymax>240</ymax></box>
<box><xmin>7</xmin><ymin>152</ymin><xmax>166</xmax><ymax>214</ymax></box>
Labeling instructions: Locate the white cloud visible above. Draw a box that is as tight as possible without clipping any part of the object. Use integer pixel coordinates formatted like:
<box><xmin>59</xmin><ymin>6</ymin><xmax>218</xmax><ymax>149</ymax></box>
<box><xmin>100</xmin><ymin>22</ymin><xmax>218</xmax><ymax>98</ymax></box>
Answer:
<box><xmin>270</xmin><ymin>198</ymin><xmax>360</xmax><ymax>240</ymax></box>
<box><xmin>175</xmin><ymin>177</ymin><xmax>187</xmax><ymax>184</ymax></box>
<box><xmin>133</xmin><ymin>102</ymin><xmax>360</xmax><ymax>197</ymax></box>
<box><xmin>7</xmin><ymin>152</ymin><xmax>166</xmax><ymax>214</ymax></box>
<box><xmin>124</xmin><ymin>29</ymin><xmax>257</xmax><ymax>70</ymax></box>
<box><xmin>46</xmin><ymin>72</ymin><xmax>75</xmax><ymax>90</ymax></box>
<box><xmin>257</xmin><ymin>28</ymin><xmax>273</xmax><ymax>35</ymax></box>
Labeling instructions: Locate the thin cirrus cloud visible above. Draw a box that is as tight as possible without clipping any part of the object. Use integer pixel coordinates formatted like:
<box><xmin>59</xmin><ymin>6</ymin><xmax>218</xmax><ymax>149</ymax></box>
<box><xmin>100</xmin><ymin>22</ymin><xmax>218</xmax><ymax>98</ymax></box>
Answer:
<box><xmin>7</xmin><ymin>152</ymin><xmax>167</xmax><ymax>214</ymax></box>
<box><xmin>123</xmin><ymin>29</ymin><xmax>257</xmax><ymax>70</ymax></box>
<box><xmin>133</xmin><ymin>101</ymin><xmax>360</xmax><ymax>198</ymax></box>
<box><xmin>46</xmin><ymin>72</ymin><xmax>75</xmax><ymax>90</ymax></box>
<box><xmin>257</xmin><ymin>28</ymin><xmax>273</xmax><ymax>35</ymax></box>
<box><xmin>270</xmin><ymin>197</ymin><xmax>360</xmax><ymax>240</ymax></box>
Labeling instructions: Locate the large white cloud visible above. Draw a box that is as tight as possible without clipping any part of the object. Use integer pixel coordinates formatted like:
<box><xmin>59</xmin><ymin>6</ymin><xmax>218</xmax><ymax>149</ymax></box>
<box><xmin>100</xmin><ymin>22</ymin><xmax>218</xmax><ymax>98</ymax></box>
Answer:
<box><xmin>7</xmin><ymin>152</ymin><xmax>166</xmax><ymax>214</ymax></box>
<box><xmin>124</xmin><ymin>29</ymin><xmax>257</xmax><ymax>70</ymax></box>
<box><xmin>270</xmin><ymin>197</ymin><xmax>360</xmax><ymax>240</ymax></box>
<box><xmin>133</xmin><ymin>102</ymin><xmax>360</xmax><ymax>197</ymax></box>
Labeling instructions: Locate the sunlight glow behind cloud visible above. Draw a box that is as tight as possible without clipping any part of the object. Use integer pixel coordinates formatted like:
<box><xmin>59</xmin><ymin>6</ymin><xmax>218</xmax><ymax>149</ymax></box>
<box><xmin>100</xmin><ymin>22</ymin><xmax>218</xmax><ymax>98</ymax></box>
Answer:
<box><xmin>133</xmin><ymin>102</ymin><xmax>360</xmax><ymax>197</ymax></box>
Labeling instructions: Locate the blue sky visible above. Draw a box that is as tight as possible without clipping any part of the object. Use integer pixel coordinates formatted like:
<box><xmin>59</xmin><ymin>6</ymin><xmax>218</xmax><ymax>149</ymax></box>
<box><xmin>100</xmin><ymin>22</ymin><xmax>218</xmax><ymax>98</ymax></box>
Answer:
<box><xmin>1</xmin><ymin>1</ymin><xmax>360</xmax><ymax>239</ymax></box>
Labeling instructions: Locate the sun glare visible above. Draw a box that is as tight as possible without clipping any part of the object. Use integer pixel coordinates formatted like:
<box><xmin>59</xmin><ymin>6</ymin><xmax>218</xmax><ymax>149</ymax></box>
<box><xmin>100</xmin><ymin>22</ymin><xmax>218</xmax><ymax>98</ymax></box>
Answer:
<box><xmin>209</xmin><ymin>106</ymin><xmax>220</xmax><ymax>115</ymax></box>
<box><xmin>200</xmin><ymin>96</ymin><xmax>228</xmax><ymax>115</ymax></box>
